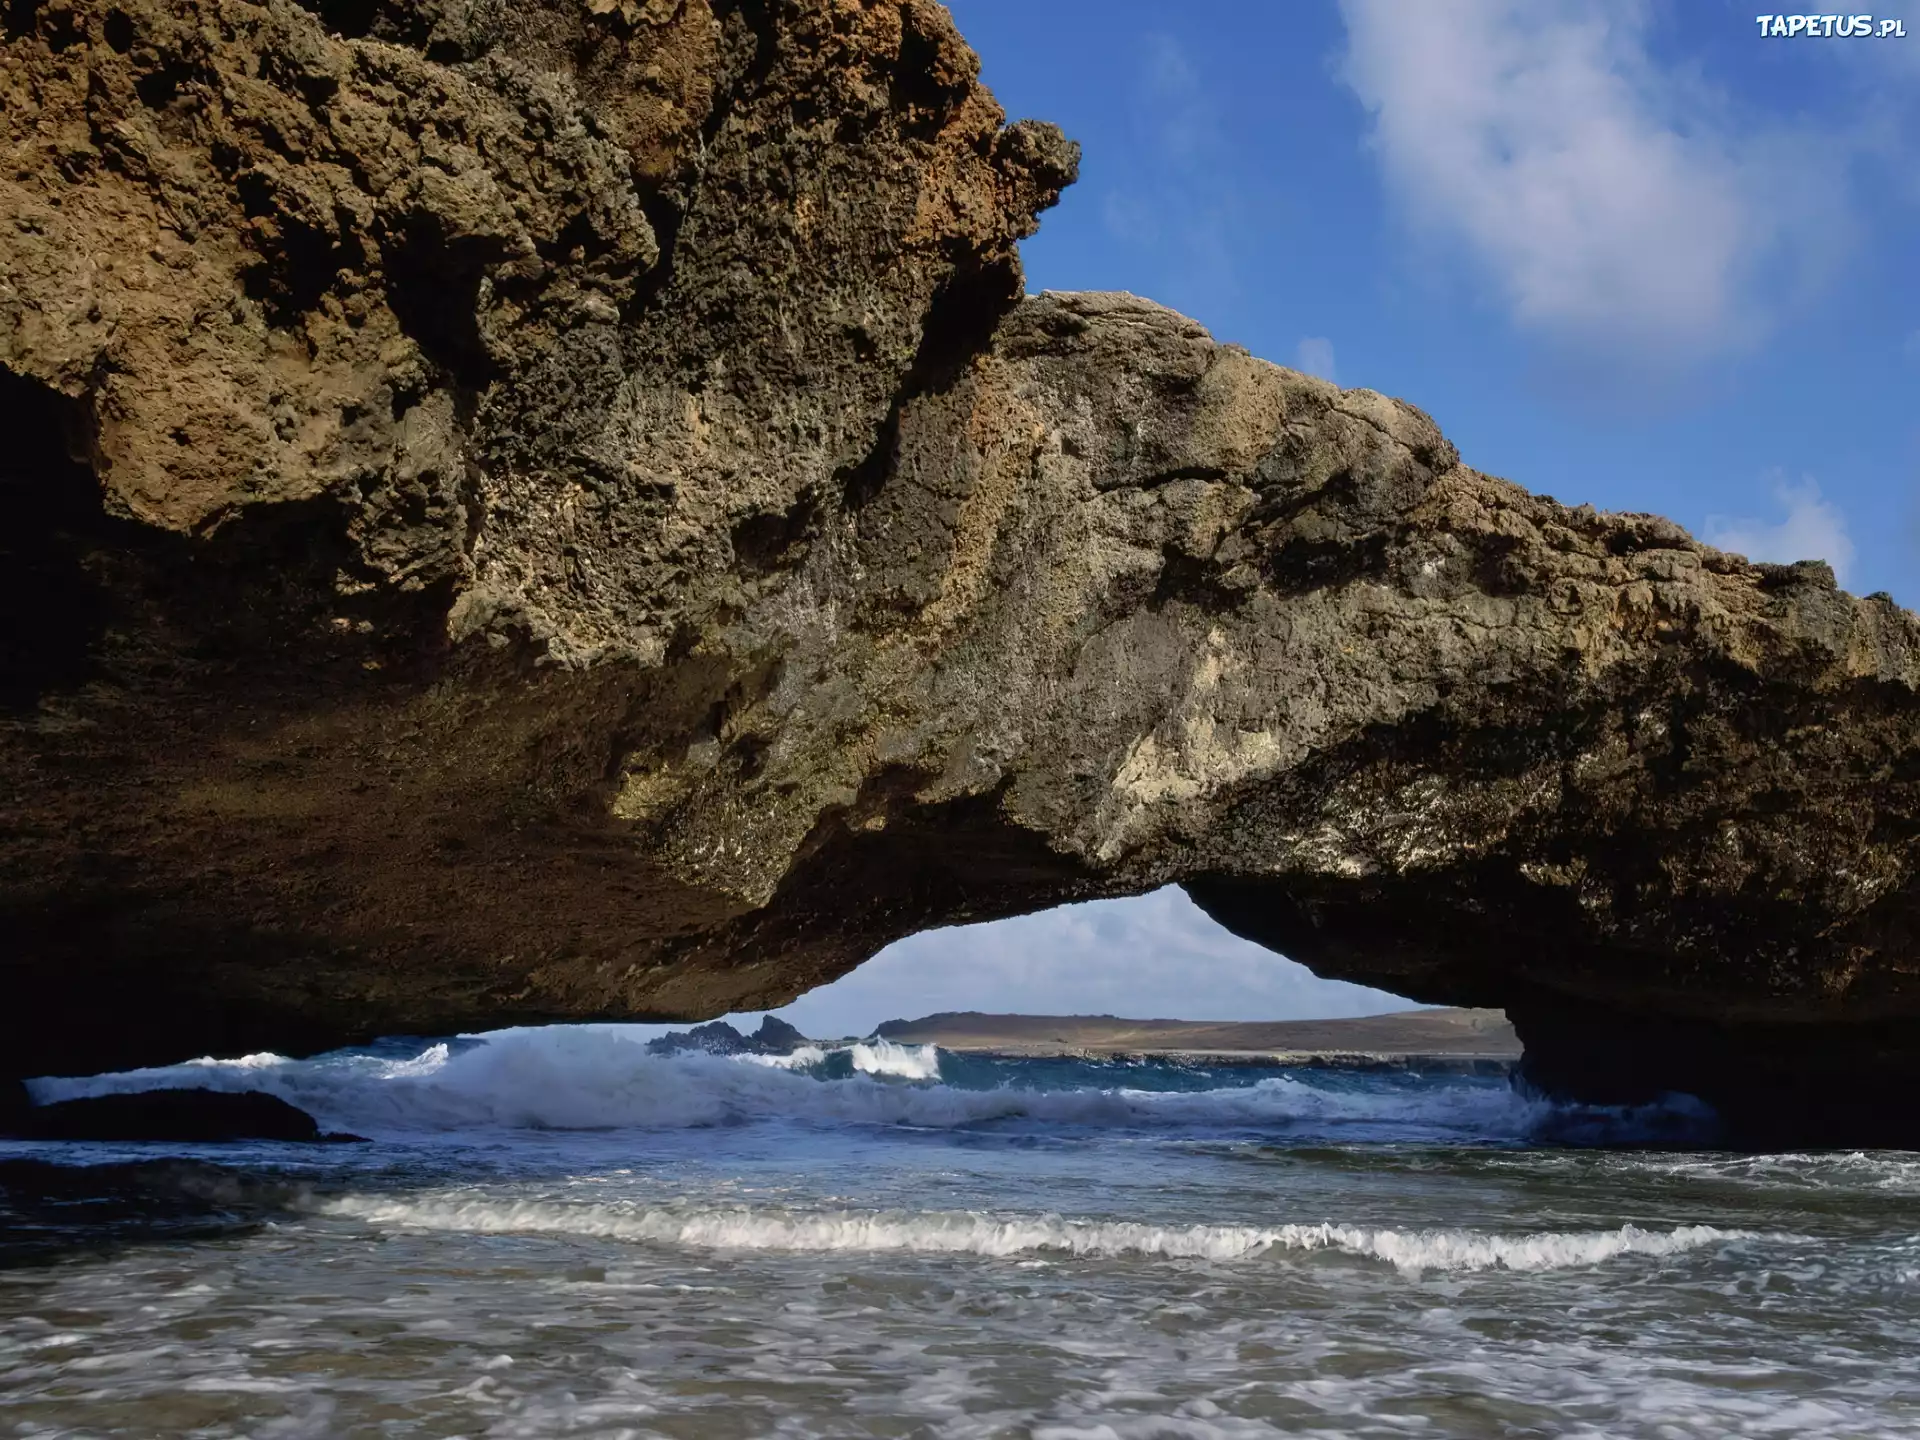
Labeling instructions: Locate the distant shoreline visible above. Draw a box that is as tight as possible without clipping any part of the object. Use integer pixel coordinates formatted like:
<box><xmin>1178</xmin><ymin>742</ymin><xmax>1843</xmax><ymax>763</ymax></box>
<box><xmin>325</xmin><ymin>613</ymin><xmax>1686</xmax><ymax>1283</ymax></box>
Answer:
<box><xmin>872</xmin><ymin>1007</ymin><xmax>1521</xmax><ymax>1068</ymax></box>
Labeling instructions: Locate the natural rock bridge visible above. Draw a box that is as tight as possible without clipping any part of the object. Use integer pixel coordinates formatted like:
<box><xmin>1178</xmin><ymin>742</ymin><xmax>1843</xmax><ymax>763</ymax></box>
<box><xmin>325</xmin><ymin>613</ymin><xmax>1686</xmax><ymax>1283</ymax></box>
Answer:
<box><xmin>3</xmin><ymin>0</ymin><xmax>1917</xmax><ymax>1145</ymax></box>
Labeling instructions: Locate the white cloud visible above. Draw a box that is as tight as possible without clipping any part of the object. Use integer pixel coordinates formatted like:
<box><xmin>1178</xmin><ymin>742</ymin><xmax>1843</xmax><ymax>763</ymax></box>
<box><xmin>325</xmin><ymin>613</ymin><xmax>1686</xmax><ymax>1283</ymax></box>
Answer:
<box><xmin>1704</xmin><ymin>477</ymin><xmax>1856</xmax><ymax>585</ymax></box>
<box><xmin>1294</xmin><ymin>336</ymin><xmax>1338</xmax><ymax>383</ymax></box>
<box><xmin>755</xmin><ymin>887</ymin><xmax>1418</xmax><ymax>1040</ymax></box>
<box><xmin>1337</xmin><ymin>0</ymin><xmax>1845</xmax><ymax>365</ymax></box>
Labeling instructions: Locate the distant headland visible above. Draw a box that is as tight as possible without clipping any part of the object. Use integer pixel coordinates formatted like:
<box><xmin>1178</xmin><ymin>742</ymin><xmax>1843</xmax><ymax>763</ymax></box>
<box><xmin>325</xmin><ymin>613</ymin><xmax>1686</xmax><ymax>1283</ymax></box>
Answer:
<box><xmin>873</xmin><ymin>1008</ymin><xmax>1519</xmax><ymax>1069</ymax></box>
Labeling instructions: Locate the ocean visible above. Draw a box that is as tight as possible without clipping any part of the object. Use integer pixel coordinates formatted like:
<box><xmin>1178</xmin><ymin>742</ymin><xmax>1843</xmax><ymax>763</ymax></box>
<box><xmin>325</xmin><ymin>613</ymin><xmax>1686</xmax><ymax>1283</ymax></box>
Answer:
<box><xmin>4</xmin><ymin>1029</ymin><xmax>1919</xmax><ymax>1438</ymax></box>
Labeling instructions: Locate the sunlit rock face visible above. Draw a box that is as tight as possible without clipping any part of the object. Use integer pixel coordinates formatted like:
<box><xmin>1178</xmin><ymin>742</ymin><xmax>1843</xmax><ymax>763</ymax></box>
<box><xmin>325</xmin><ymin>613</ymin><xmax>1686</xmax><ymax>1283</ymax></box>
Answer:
<box><xmin>4</xmin><ymin>0</ymin><xmax>1918</xmax><ymax>1143</ymax></box>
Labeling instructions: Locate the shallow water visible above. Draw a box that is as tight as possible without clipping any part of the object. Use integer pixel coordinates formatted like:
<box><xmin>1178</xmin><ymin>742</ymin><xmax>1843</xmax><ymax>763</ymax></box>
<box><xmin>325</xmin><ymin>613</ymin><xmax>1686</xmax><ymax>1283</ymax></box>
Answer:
<box><xmin>3</xmin><ymin>1031</ymin><xmax>1918</xmax><ymax>1437</ymax></box>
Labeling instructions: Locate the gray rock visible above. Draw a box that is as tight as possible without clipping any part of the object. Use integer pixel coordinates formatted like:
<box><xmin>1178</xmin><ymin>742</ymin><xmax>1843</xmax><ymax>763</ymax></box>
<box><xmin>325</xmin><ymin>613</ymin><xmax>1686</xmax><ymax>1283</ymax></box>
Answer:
<box><xmin>647</xmin><ymin>1015</ymin><xmax>809</xmax><ymax>1055</ymax></box>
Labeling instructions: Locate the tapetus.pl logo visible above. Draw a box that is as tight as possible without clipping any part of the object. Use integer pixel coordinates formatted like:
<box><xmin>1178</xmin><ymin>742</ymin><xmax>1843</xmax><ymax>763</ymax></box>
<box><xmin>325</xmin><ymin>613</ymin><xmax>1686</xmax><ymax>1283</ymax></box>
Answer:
<box><xmin>1755</xmin><ymin>13</ymin><xmax>1908</xmax><ymax>35</ymax></box>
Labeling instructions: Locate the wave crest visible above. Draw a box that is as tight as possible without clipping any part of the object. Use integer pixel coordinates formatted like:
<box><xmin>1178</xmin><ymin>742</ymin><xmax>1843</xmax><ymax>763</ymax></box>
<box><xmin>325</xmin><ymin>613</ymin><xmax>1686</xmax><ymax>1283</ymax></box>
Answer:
<box><xmin>317</xmin><ymin>1194</ymin><xmax>1758</xmax><ymax>1274</ymax></box>
<box><xmin>742</xmin><ymin>1038</ymin><xmax>941</xmax><ymax>1080</ymax></box>
<box><xmin>31</xmin><ymin>1029</ymin><xmax>1530</xmax><ymax>1137</ymax></box>
<box><xmin>27</xmin><ymin>1027</ymin><xmax>1712</xmax><ymax>1145</ymax></box>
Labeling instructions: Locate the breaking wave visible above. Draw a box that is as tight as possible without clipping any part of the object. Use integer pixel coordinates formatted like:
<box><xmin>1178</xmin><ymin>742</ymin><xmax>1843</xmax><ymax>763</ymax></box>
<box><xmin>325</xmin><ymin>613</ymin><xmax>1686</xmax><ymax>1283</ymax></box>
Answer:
<box><xmin>317</xmin><ymin>1193</ymin><xmax>1760</xmax><ymax>1274</ymax></box>
<box><xmin>744</xmin><ymin>1038</ymin><xmax>942</xmax><ymax>1081</ymax></box>
<box><xmin>25</xmin><ymin>1027</ymin><xmax>1711</xmax><ymax>1145</ymax></box>
<box><xmin>27</xmin><ymin>1029</ymin><xmax>1529</xmax><ymax>1138</ymax></box>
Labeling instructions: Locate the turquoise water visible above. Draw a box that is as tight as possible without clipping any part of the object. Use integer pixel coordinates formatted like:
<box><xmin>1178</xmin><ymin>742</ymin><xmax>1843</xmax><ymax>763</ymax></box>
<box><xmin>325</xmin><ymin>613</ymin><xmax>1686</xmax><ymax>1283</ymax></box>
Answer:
<box><xmin>3</xmin><ymin>1030</ymin><xmax>1919</xmax><ymax>1437</ymax></box>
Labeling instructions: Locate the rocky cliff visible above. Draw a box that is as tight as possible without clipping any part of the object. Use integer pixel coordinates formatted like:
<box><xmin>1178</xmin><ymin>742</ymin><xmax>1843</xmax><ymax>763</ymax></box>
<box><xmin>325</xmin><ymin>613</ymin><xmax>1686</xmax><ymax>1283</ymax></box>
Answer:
<box><xmin>4</xmin><ymin>0</ymin><xmax>1917</xmax><ymax>1145</ymax></box>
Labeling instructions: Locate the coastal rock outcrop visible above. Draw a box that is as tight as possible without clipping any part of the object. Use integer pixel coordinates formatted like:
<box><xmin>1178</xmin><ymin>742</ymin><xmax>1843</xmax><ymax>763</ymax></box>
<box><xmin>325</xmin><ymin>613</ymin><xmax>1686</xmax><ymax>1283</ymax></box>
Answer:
<box><xmin>6</xmin><ymin>1088</ymin><xmax>356</xmax><ymax>1142</ymax></box>
<box><xmin>4</xmin><ymin>0</ymin><xmax>1917</xmax><ymax>1144</ymax></box>
<box><xmin>647</xmin><ymin>1015</ymin><xmax>807</xmax><ymax>1055</ymax></box>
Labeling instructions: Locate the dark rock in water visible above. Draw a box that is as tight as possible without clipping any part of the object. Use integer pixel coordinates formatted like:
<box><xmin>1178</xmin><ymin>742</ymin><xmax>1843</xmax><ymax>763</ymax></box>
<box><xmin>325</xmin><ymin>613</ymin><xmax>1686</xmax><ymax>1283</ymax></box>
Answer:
<box><xmin>750</xmin><ymin>1017</ymin><xmax>808</xmax><ymax>1052</ymax></box>
<box><xmin>649</xmin><ymin>1016</ymin><xmax>809</xmax><ymax>1057</ymax></box>
<box><xmin>0</xmin><ymin>1157</ymin><xmax>309</xmax><ymax>1264</ymax></box>
<box><xmin>9</xmin><ymin>1090</ymin><xmax>364</xmax><ymax>1144</ymax></box>
<box><xmin>0</xmin><ymin>1078</ymin><xmax>30</xmax><ymax>1133</ymax></box>
<box><xmin>0</xmin><ymin>0</ymin><xmax>1917</xmax><ymax>1145</ymax></box>
<box><xmin>648</xmin><ymin>1021</ymin><xmax>752</xmax><ymax>1057</ymax></box>
<box><xmin>1511</xmin><ymin>1002</ymin><xmax>1920</xmax><ymax>1152</ymax></box>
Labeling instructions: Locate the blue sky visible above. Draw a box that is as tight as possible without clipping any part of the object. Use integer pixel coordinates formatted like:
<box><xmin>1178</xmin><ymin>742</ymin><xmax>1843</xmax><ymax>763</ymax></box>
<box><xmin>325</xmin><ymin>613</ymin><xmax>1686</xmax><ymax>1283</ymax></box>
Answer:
<box><xmin>741</xmin><ymin>0</ymin><xmax>1920</xmax><ymax>1038</ymax></box>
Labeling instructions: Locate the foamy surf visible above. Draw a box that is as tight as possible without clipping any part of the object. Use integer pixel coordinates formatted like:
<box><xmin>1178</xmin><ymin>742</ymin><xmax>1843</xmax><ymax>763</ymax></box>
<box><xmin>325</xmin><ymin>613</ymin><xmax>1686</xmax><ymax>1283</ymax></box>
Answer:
<box><xmin>316</xmin><ymin>1194</ymin><xmax>1760</xmax><ymax>1274</ymax></box>
<box><xmin>743</xmin><ymin>1038</ymin><xmax>942</xmax><ymax>1080</ymax></box>
<box><xmin>8</xmin><ymin>1040</ymin><xmax>1902</xmax><ymax>1439</ymax></box>
<box><xmin>27</xmin><ymin>1028</ymin><xmax>1537</xmax><ymax>1138</ymax></box>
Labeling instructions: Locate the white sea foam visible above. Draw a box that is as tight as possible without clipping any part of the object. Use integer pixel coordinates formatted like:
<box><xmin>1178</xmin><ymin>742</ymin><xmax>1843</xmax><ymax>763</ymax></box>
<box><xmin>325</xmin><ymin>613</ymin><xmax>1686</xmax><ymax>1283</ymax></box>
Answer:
<box><xmin>317</xmin><ymin>1194</ymin><xmax>1757</xmax><ymax>1274</ymax></box>
<box><xmin>183</xmin><ymin>1052</ymin><xmax>291</xmax><ymax>1070</ymax></box>
<box><xmin>847</xmin><ymin>1039</ymin><xmax>942</xmax><ymax>1080</ymax></box>
<box><xmin>741</xmin><ymin>1039</ymin><xmax>940</xmax><ymax>1080</ymax></box>
<box><xmin>1637</xmin><ymin>1152</ymin><xmax>1920</xmax><ymax>1194</ymax></box>
<box><xmin>741</xmin><ymin>1046</ymin><xmax>831</xmax><ymax>1070</ymax></box>
<box><xmin>28</xmin><ymin>1029</ymin><xmax>1529</xmax><ymax>1137</ymax></box>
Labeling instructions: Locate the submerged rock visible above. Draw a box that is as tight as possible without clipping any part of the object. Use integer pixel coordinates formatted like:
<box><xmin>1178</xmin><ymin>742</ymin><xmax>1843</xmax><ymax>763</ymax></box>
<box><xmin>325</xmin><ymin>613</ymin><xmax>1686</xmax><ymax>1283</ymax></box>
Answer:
<box><xmin>0</xmin><ymin>1</ymin><xmax>1916</xmax><ymax>1144</ymax></box>
<box><xmin>9</xmin><ymin>1090</ymin><xmax>363</xmax><ymax>1144</ymax></box>
<box><xmin>0</xmin><ymin>1157</ymin><xmax>308</xmax><ymax>1261</ymax></box>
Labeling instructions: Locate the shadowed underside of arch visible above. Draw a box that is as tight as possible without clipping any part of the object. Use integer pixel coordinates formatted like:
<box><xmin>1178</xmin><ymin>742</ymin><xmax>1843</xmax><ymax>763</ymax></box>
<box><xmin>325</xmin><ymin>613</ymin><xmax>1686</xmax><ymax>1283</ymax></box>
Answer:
<box><xmin>2</xmin><ymin>0</ymin><xmax>1917</xmax><ymax>1146</ymax></box>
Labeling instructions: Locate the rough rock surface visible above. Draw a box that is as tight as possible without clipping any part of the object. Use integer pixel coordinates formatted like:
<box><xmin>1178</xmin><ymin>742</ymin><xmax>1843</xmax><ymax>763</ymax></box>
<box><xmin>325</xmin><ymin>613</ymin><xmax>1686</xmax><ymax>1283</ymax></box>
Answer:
<box><xmin>647</xmin><ymin>1014</ymin><xmax>807</xmax><ymax>1054</ymax></box>
<box><xmin>3</xmin><ymin>0</ymin><xmax>1918</xmax><ymax>1143</ymax></box>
